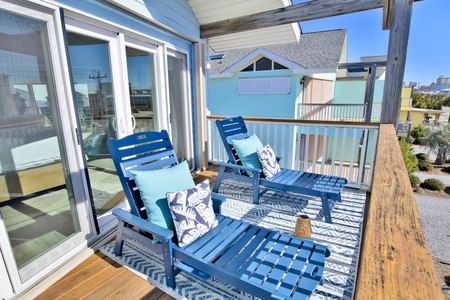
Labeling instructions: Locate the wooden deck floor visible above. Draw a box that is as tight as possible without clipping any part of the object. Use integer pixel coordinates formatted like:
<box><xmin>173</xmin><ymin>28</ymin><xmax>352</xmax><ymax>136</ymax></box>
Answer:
<box><xmin>36</xmin><ymin>166</ymin><xmax>219</xmax><ymax>300</ymax></box>
<box><xmin>35</xmin><ymin>251</ymin><xmax>174</xmax><ymax>300</ymax></box>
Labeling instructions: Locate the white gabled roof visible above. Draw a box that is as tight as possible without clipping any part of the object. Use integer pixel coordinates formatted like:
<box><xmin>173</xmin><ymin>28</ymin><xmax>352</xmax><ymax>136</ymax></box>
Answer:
<box><xmin>188</xmin><ymin>0</ymin><xmax>300</xmax><ymax>52</ymax></box>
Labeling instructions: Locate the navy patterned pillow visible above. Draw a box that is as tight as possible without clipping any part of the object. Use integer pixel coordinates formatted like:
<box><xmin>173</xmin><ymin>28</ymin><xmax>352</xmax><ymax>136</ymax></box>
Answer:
<box><xmin>166</xmin><ymin>179</ymin><xmax>218</xmax><ymax>247</ymax></box>
<box><xmin>256</xmin><ymin>144</ymin><xmax>281</xmax><ymax>179</ymax></box>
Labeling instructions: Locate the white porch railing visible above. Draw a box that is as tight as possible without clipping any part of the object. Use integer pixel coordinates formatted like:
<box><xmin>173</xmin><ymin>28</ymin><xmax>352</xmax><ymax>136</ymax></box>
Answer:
<box><xmin>207</xmin><ymin>116</ymin><xmax>380</xmax><ymax>190</ymax></box>
<box><xmin>296</xmin><ymin>103</ymin><xmax>382</xmax><ymax>122</ymax></box>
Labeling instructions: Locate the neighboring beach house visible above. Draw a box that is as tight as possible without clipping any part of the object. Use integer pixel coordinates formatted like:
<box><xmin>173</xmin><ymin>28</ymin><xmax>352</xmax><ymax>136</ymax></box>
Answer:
<box><xmin>207</xmin><ymin>29</ymin><xmax>348</xmax><ymax>118</ymax></box>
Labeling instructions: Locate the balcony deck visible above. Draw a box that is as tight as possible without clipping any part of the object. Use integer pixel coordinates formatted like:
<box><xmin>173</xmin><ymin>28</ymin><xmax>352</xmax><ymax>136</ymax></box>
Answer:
<box><xmin>36</xmin><ymin>125</ymin><xmax>444</xmax><ymax>299</ymax></box>
<box><xmin>37</xmin><ymin>164</ymin><xmax>367</xmax><ymax>299</ymax></box>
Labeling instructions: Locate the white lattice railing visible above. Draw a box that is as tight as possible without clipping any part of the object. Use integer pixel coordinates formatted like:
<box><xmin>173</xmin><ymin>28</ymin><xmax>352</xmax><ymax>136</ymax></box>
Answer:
<box><xmin>207</xmin><ymin>116</ymin><xmax>379</xmax><ymax>190</ymax></box>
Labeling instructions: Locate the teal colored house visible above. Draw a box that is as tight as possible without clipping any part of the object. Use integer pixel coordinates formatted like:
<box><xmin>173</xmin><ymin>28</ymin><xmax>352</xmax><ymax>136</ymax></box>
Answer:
<box><xmin>207</xmin><ymin>29</ymin><xmax>348</xmax><ymax>118</ymax></box>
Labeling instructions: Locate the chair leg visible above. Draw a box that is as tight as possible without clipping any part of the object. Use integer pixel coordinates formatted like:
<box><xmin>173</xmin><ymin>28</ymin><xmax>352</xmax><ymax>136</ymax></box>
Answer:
<box><xmin>252</xmin><ymin>176</ymin><xmax>260</xmax><ymax>204</ymax></box>
<box><xmin>161</xmin><ymin>240</ymin><xmax>176</xmax><ymax>289</ymax></box>
<box><xmin>321</xmin><ymin>193</ymin><xmax>333</xmax><ymax>224</ymax></box>
<box><xmin>114</xmin><ymin>220</ymin><xmax>125</xmax><ymax>256</ymax></box>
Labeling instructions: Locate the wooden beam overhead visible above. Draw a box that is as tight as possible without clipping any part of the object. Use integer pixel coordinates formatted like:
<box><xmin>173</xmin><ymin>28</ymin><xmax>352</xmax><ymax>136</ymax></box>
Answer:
<box><xmin>200</xmin><ymin>0</ymin><xmax>384</xmax><ymax>38</ymax></box>
<box><xmin>383</xmin><ymin>0</ymin><xmax>395</xmax><ymax>29</ymax></box>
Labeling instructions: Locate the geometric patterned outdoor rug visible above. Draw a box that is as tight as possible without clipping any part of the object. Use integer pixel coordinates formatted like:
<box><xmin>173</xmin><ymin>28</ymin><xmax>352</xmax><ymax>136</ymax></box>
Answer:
<box><xmin>100</xmin><ymin>179</ymin><xmax>366</xmax><ymax>300</ymax></box>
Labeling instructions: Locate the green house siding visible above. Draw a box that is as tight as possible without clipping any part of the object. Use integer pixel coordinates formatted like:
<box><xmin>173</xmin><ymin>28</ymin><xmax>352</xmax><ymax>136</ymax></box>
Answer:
<box><xmin>333</xmin><ymin>80</ymin><xmax>385</xmax><ymax>104</ymax></box>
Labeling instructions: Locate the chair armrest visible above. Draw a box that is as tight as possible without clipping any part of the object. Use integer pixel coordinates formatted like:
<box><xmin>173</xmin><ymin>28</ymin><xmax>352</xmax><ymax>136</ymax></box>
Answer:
<box><xmin>212</xmin><ymin>193</ymin><xmax>227</xmax><ymax>204</ymax></box>
<box><xmin>211</xmin><ymin>193</ymin><xmax>227</xmax><ymax>214</ymax></box>
<box><xmin>112</xmin><ymin>208</ymin><xmax>173</xmax><ymax>241</ymax></box>
<box><xmin>216</xmin><ymin>161</ymin><xmax>261</xmax><ymax>176</ymax></box>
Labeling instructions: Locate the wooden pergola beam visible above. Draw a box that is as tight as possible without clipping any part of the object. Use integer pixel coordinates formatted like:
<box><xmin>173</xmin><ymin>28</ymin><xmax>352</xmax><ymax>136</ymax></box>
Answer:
<box><xmin>201</xmin><ymin>0</ymin><xmax>385</xmax><ymax>38</ymax></box>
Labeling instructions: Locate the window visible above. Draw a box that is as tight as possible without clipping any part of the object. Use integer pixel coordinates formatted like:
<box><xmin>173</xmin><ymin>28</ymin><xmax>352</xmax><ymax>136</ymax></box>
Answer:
<box><xmin>241</xmin><ymin>57</ymin><xmax>288</xmax><ymax>72</ymax></box>
<box><xmin>238</xmin><ymin>77</ymin><xmax>291</xmax><ymax>95</ymax></box>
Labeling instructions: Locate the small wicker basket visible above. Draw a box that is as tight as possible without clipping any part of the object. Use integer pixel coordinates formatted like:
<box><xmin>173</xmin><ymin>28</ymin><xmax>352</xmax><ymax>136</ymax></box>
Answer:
<box><xmin>295</xmin><ymin>213</ymin><xmax>312</xmax><ymax>238</ymax></box>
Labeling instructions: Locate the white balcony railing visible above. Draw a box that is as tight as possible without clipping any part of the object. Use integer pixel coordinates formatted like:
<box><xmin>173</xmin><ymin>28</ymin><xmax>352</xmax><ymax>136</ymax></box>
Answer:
<box><xmin>207</xmin><ymin>116</ymin><xmax>379</xmax><ymax>190</ymax></box>
<box><xmin>296</xmin><ymin>103</ymin><xmax>382</xmax><ymax>122</ymax></box>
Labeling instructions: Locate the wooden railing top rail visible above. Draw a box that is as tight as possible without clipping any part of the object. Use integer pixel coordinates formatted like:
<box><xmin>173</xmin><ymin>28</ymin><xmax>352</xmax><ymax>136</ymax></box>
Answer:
<box><xmin>297</xmin><ymin>103</ymin><xmax>368</xmax><ymax>107</ymax></box>
<box><xmin>355</xmin><ymin>124</ymin><xmax>444</xmax><ymax>299</ymax></box>
<box><xmin>207</xmin><ymin>115</ymin><xmax>380</xmax><ymax>128</ymax></box>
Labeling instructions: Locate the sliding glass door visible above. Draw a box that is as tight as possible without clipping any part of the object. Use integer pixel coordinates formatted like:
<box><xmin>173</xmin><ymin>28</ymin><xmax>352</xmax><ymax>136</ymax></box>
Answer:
<box><xmin>0</xmin><ymin>3</ymin><xmax>91</xmax><ymax>286</ymax></box>
<box><xmin>66</xmin><ymin>30</ymin><xmax>123</xmax><ymax>220</ymax></box>
<box><xmin>167</xmin><ymin>51</ymin><xmax>194</xmax><ymax>168</ymax></box>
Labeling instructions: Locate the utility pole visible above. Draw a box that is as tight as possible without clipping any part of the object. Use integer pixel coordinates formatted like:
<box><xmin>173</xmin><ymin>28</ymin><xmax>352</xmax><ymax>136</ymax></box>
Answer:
<box><xmin>89</xmin><ymin>71</ymin><xmax>107</xmax><ymax>117</ymax></box>
<box><xmin>89</xmin><ymin>71</ymin><xmax>107</xmax><ymax>95</ymax></box>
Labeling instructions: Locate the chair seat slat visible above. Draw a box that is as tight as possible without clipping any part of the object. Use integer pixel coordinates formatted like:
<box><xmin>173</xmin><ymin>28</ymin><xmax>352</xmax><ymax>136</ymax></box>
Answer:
<box><xmin>213</xmin><ymin>225</ymin><xmax>260</xmax><ymax>268</ymax></box>
<box><xmin>224</xmin><ymin>228</ymin><xmax>271</xmax><ymax>273</ymax></box>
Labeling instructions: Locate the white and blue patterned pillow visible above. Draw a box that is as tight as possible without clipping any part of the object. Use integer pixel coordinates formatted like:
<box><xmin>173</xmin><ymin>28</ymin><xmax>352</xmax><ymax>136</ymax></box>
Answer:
<box><xmin>166</xmin><ymin>179</ymin><xmax>218</xmax><ymax>247</ymax></box>
<box><xmin>256</xmin><ymin>144</ymin><xmax>281</xmax><ymax>179</ymax></box>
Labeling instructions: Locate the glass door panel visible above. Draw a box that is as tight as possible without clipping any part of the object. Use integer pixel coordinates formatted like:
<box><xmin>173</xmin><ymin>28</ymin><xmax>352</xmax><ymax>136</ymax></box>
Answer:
<box><xmin>167</xmin><ymin>54</ymin><xmax>193</xmax><ymax>167</ymax></box>
<box><xmin>125</xmin><ymin>46</ymin><xmax>157</xmax><ymax>133</ymax></box>
<box><xmin>67</xmin><ymin>32</ymin><xmax>123</xmax><ymax>217</ymax></box>
<box><xmin>0</xmin><ymin>9</ymin><xmax>84</xmax><ymax>280</ymax></box>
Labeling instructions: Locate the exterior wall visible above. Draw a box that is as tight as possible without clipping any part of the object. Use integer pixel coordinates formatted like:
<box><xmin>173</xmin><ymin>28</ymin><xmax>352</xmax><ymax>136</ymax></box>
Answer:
<box><xmin>333</xmin><ymin>80</ymin><xmax>385</xmax><ymax>104</ymax></box>
<box><xmin>303</xmin><ymin>77</ymin><xmax>334</xmax><ymax>104</ymax></box>
<box><xmin>208</xmin><ymin>70</ymin><xmax>302</xmax><ymax>118</ymax></box>
<box><xmin>410</xmin><ymin>111</ymin><xmax>425</xmax><ymax>129</ymax></box>
<box><xmin>56</xmin><ymin>0</ymin><xmax>197</xmax><ymax>49</ymax></box>
<box><xmin>102</xmin><ymin>0</ymin><xmax>200</xmax><ymax>41</ymax></box>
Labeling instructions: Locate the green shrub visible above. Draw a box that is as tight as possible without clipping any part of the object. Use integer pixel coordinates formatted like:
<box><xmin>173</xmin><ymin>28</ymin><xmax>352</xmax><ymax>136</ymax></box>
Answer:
<box><xmin>410</xmin><ymin>124</ymin><xmax>431</xmax><ymax>145</ymax></box>
<box><xmin>422</xmin><ymin>178</ymin><xmax>445</xmax><ymax>191</ymax></box>
<box><xmin>418</xmin><ymin>160</ymin><xmax>434</xmax><ymax>171</ymax></box>
<box><xmin>415</xmin><ymin>153</ymin><xmax>430</xmax><ymax>161</ymax></box>
<box><xmin>409</xmin><ymin>174</ymin><xmax>421</xmax><ymax>187</ymax></box>
<box><xmin>399</xmin><ymin>140</ymin><xmax>419</xmax><ymax>174</ymax></box>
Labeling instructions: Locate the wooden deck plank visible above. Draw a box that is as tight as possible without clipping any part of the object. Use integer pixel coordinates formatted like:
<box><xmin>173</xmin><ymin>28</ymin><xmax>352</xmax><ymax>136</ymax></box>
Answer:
<box><xmin>56</xmin><ymin>261</ymin><xmax>126</xmax><ymax>299</ymax></box>
<box><xmin>37</xmin><ymin>251</ymin><xmax>173</xmax><ymax>300</ymax></box>
<box><xmin>83</xmin><ymin>271</ymin><xmax>145</xmax><ymax>300</ymax></box>
<box><xmin>63</xmin><ymin>252</ymin><xmax>108</xmax><ymax>278</ymax></box>
<box><xmin>104</xmin><ymin>277</ymin><xmax>163</xmax><ymax>300</ymax></box>
<box><xmin>35</xmin><ymin>254</ymin><xmax>119</xmax><ymax>299</ymax></box>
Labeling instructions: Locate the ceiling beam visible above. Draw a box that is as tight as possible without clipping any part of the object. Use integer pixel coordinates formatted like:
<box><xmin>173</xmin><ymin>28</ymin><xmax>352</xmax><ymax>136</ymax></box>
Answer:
<box><xmin>200</xmin><ymin>0</ymin><xmax>384</xmax><ymax>39</ymax></box>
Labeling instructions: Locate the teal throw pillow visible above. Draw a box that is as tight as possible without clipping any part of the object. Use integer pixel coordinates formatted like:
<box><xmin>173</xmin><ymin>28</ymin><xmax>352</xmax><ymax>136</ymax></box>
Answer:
<box><xmin>130</xmin><ymin>161</ymin><xmax>195</xmax><ymax>233</ymax></box>
<box><xmin>232</xmin><ymin>134</ymin><xmax>264</xmax><ymax>177</ymax></box>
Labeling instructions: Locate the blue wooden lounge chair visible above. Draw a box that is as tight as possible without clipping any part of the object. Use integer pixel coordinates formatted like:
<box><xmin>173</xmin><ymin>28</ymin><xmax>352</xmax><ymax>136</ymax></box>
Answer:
<box><xmin>213</xmin><ymin>116</ymin><xmax>348</xmax><ymax>223</ymax></box>
<box><xmin>107</xmin><ymin>130</ymin><xmax>330</xmax><ymax>300</ymax></box>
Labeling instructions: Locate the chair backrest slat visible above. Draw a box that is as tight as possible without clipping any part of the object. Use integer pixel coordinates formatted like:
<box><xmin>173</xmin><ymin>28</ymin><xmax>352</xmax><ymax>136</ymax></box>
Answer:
<box><xmin>107</xmin><ymin>130</ymin><xmax>178</xmax><ymax>219</ymax></box>
<box><xmin>215</xmin><ymin>117</ymin><xmax>249</xmax><ymax>169</ymax></box>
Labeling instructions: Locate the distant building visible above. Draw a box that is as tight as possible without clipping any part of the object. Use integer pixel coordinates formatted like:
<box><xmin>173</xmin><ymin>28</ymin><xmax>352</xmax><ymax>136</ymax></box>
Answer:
<box><xmin>430</xmin><ymin>75</ymin><xmax>450</xmax><ymax>93</ymax></box>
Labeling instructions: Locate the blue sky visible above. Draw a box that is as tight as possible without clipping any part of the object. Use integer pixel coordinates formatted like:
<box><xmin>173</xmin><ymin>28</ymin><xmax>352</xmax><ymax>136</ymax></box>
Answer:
<box><xmin>294</xmin><ymin>0</ymin><xmax>450</xmax><ymax>86</ymax></box>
